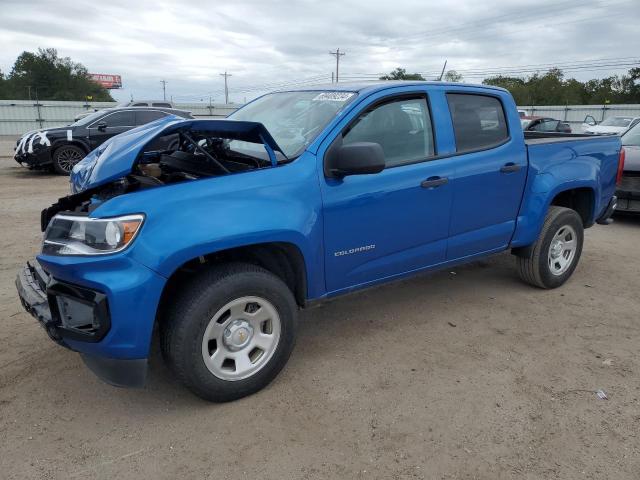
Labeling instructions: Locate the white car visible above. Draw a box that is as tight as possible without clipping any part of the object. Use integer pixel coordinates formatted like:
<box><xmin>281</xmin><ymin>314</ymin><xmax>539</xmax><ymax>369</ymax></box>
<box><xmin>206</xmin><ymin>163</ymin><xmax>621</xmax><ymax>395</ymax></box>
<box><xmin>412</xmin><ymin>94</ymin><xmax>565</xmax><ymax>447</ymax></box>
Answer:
<box><xmin>582</xmin><ymin>115</ymin><xmax>640</xmax><ymax>135</ymax></box>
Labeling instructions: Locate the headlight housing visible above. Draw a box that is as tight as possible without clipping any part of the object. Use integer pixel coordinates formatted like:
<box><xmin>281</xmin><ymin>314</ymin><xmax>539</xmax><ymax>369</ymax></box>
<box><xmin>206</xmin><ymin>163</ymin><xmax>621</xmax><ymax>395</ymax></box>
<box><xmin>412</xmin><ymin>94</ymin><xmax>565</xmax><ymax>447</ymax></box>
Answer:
<box><xmin>42</xmin><ymin>214</ymin><xmax>144</xmax><ymax>256</ymax></box>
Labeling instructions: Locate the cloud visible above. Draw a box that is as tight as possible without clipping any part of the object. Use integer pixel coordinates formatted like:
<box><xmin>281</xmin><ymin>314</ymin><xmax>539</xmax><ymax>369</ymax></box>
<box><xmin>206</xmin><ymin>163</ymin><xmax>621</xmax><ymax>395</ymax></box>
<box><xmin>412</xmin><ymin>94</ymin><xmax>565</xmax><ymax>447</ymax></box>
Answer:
<box><xmin>0</xmin><ymin>0</ymin><xmax>638</xmax><ymax>103</ymax></box>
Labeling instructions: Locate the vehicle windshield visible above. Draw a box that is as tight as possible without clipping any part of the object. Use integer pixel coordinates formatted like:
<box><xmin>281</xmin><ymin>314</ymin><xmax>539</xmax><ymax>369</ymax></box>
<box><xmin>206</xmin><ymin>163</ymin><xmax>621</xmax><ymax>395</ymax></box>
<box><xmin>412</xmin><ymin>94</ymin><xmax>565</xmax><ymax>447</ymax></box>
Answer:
<box><xmin>599</xmin><ymin>116</ymin><xmax>633</xmax><ymax>127</ymax></box>
<box><xmin>622</xmin><ymin>122</ymin><xmax>640</xmax><ymax>146</ymax></box>
<box><xmin>227</xmin><ymin>90</ymin><xmax>356</xmax><ymax>158</ymax></box>
<box><xmin>71</xmin><ymin>110</ymin><xmax>107</xmax><ymax>127</ymax></box>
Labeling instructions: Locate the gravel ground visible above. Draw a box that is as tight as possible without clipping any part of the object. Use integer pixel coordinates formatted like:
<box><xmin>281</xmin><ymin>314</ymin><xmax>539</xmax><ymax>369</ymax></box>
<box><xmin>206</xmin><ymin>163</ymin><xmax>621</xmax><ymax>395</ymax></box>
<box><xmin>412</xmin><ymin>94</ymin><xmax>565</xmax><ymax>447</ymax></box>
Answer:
<box><xmin>0</xmin><ymin>152</ymin><xmax>639</xmax><ymax>479</ymax></box>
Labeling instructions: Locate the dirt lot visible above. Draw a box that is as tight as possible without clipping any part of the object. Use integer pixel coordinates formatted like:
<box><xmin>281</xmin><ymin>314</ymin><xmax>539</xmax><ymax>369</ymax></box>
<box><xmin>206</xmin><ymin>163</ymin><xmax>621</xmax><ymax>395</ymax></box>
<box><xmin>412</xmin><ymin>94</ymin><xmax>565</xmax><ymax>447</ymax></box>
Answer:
<box><xmin>0</xmin><ymin>146</ymin><xmax>639</xmax><ymax>479</ymax></box>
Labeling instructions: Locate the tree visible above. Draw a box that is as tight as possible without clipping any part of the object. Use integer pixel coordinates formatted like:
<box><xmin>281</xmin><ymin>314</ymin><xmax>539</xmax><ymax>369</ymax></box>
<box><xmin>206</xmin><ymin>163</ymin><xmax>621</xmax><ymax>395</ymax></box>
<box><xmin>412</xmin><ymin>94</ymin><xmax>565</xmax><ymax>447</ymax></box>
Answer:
<box><xmin>444</xmin><ymin>70</ymin><xmax>463</xmax><ymax>82</ymax></box>
<box><xmin>379</xmin><ymin>68</ymin><xmax>425</xmax><ymax>81</ymax></box>
<box><xmin>0</xmin><ymin>48</ymin><xmax>114</xmax><ymax>101</ymax></box>
<box><xmin>482</xmin><ymin>67</ymin><xmax>640</xmax><ymax>105</ymax></box>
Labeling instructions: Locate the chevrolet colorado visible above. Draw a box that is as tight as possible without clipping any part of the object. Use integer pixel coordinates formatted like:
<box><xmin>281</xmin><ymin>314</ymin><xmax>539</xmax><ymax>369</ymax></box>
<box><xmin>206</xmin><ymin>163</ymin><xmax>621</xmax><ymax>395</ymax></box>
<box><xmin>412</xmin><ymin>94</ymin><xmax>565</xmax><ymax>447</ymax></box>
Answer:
<box><xmin>16</xmin><ymin>81</ymin><xmax>623</xmax><ymax>402</ymax></box>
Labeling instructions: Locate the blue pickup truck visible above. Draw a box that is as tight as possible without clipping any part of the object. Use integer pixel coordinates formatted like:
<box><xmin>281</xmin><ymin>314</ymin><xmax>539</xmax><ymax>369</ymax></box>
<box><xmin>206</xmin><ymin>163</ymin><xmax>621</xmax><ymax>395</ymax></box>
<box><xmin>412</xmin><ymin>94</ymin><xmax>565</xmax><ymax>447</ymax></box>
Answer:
<box><xmin>16</xmin><ymin>81</ymin><xmax>623</xmax><ymax>402</ymax></box>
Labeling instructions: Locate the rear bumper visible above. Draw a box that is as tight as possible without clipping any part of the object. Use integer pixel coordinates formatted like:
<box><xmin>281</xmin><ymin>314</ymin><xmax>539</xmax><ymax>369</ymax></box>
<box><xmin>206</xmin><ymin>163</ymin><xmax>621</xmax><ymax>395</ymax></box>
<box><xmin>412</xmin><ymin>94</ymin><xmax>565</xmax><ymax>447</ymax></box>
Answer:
<box><xmin>15</xmin><ymin>257</ymin><xmax>166</xmax><ymax>388</ymax></box>
<box><xmin>615</xmin><ymin>175</ymin><xmax>640</xmax><ymax>213</ymax></box>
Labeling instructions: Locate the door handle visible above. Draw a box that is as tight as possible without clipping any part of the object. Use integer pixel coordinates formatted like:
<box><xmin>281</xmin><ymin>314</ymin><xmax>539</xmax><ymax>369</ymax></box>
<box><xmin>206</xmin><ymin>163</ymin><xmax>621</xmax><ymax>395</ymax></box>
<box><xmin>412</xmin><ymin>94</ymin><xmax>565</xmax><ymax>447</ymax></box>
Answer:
<box><xmin>500</xmin><ymin>162</ymin><xmax>521</xmax><ymax>173</ymax></box>
<box><xmin>421</xmin><ymin>176</ymin><xmax>448</xmax><ymax>188</ymax></box>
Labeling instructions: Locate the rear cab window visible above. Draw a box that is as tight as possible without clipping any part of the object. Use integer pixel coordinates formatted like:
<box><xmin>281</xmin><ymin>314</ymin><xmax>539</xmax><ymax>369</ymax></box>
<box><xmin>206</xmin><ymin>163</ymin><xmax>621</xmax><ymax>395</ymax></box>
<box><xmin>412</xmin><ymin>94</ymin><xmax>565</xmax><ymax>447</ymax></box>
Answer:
<box><xmin>446</xmin><ymin>93</ymin><xmax>509</xmax><ymax>152</ymax></box>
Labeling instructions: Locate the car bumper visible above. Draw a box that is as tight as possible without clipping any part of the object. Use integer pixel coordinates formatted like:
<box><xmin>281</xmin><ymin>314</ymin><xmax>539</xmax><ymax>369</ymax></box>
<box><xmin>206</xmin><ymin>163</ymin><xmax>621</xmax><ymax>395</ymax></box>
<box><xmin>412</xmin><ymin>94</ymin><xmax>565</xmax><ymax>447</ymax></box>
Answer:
<box><xmin>615</xmin><ymin>175</ymin><xmax>640</xmax><ymax>213</ymax></box>
<box><xmin>14</xmin><ymin>149</ymin><xmax>53</xmax><ymax>168</ymax></box>
<box><xmin>15</xmin><ymin>256</ymin><xmax>167</xmax><ymax>388</ymax></box>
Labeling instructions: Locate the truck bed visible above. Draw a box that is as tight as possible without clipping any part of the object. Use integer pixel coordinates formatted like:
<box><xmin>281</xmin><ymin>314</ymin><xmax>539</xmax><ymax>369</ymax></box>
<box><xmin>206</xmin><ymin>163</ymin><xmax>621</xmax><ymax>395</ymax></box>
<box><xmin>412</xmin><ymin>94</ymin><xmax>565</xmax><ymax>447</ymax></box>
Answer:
<box><xmin>523</xmin><ymin>131</ymin><xmax>611</xmax><ymax>145</ymax></box>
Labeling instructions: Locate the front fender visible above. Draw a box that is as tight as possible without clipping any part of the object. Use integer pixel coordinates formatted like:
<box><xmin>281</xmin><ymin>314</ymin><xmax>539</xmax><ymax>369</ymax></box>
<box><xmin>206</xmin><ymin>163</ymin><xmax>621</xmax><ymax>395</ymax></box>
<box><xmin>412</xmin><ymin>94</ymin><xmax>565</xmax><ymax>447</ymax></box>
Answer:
<box><xmin>91</xmin><ymin>152</ymin><xmax>326</xmax><ymax>299</ymax></box>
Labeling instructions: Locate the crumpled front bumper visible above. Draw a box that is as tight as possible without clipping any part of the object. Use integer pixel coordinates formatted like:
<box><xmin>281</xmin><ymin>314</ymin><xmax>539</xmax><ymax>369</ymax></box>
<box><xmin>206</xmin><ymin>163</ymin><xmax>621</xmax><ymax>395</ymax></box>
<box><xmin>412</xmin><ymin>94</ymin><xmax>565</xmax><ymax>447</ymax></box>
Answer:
<box><xmin>14</xmin><ymin>149</ymin><xmax>53</xmax><ymax>168</ymax></box>
<box><xmin>15</xmin><ymin>257</ymin><xmax>166</xmax><ymax>388</ymax></box>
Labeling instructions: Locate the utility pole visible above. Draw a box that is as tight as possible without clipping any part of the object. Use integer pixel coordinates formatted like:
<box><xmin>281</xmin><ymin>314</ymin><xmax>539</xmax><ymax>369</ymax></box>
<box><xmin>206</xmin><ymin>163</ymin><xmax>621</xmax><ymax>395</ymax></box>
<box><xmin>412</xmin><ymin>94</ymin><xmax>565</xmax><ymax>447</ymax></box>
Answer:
<box><xmin>220</xmin><ymin>71</ymin><xmax>232</xmax><ymax>104</ymax></box>
<box><xmin>437</xmin><ymin>60</ymin><xmax>447</xmax><ymax>81</ymax></box>
<box><xmin>160</xmin><ymin>79</ymin><xmax>168</xmax><ymax>101</ymax></box>
<box><xmin>329</xmin><ymin>48</ymin><xmax>345</xmax><ymax>83</ymax></box>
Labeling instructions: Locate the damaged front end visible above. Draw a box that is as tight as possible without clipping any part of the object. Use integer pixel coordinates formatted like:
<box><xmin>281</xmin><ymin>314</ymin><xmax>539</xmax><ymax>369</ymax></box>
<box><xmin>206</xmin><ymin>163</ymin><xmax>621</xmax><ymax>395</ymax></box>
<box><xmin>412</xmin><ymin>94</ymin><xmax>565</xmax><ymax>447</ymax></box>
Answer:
<box><xmin>42</xmin><ymin>118</ymin><xmax>288</xmax><ymax>231</ymax></box>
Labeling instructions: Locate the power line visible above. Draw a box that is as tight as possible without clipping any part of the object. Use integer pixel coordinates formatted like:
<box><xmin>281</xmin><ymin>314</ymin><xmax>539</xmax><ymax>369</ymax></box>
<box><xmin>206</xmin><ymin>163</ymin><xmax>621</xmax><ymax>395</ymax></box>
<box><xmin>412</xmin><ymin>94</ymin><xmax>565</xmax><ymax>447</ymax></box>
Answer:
<box><xmin>329</xmin><ymin>48</ymin><xmax>346</xmax><ymax>83</ymax></box>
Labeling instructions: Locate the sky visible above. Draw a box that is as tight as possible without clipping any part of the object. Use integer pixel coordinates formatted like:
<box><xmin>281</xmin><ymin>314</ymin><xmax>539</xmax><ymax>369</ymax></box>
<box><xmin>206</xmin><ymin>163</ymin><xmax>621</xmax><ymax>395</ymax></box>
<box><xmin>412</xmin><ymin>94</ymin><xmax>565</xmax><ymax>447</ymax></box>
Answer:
<box><xmin>0</xmin><ymin>0</ymin><xmax>638</xmax><ymax>104</ymax></box>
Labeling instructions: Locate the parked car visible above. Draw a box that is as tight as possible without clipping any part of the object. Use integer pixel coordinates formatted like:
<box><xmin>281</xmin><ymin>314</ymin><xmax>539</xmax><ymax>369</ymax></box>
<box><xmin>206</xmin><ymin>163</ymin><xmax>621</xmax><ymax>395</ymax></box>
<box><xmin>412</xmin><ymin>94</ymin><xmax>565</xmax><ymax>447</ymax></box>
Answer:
<box><xmin>615</xmin><ymin>122</ymin><xmax>640</xmax><ymax>213</ymax></box>
<box><xmin>522</xmin><ymin>116</ymin><xmax>572</xmax><ymax>133</ymax></box>
<box><xmin>15</xmin><ymin>107</ymin><xmax>192</xmax><ymax>174</ymax></box>
<box><xmin>582</xmin><ymin>115</ymin><xmax>640</xmax><ymax>135</ymax></box>
<box><xmin>16</xmin><ymin>82</ymin><xmax>621</xmax><ymax>402</ymax></box>
<box><xmin>73</xmin><ymin>101</ymin><xmax>174</xmax><ymax>122</ymax></box>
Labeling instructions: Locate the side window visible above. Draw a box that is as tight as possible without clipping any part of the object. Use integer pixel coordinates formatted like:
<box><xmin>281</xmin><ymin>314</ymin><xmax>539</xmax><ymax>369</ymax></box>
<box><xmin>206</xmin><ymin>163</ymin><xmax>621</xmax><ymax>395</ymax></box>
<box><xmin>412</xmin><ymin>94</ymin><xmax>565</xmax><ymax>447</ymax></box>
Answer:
<box><xmin>97</xmin><ymin>111</ymin><xmax>135</xmax><ymax>128</ymax></box>
<box><xmin>135</xmin><ymin>110</ymin><xmax>168</xmax><ymax>125</ymax></box>
<box><xmin>447</xmin><ymin>93</ymin><xmax>508</xmax><ymax>152</ymax></box>
<box><xmin>131</xmin><ymin>102</ymin><xmax>148</xmax><ymax>107</ymax></box>
<box><xmin>343</xmin><ymin>97</ymin><xmax>434</xmax><ymax>167</ymax></box>
<box><xmin>532</xmin><ymin>119</ymin><xmax>559</xmax><ymax>132</ymax></box>
<box><xmin>151</xmin><ymin>102</ymin><xmax>172</xmax><ymax>108</ymax></box>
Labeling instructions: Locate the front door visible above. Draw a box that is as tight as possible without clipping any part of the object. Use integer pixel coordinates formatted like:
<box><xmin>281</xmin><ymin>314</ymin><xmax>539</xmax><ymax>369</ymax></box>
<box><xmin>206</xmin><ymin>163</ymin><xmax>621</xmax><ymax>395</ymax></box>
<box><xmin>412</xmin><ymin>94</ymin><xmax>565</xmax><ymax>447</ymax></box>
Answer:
<box><xmin>320</xmin><ymin>94</ymin><xmax>454</xmax><ymax>293</ymax></box>
<box><xmin>88</xmin><ymin>110</ymin><xmax>136</xmax><ymax>148</ymax></box>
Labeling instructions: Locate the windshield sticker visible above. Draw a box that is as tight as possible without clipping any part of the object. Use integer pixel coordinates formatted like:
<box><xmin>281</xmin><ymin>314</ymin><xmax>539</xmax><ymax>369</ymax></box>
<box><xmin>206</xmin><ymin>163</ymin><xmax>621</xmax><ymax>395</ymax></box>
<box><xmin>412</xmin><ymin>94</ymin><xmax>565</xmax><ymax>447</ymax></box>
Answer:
<box><xmin>313</xmin><ymin>92</ymin><xmax>355</xmax><ymax>102</ymax></box>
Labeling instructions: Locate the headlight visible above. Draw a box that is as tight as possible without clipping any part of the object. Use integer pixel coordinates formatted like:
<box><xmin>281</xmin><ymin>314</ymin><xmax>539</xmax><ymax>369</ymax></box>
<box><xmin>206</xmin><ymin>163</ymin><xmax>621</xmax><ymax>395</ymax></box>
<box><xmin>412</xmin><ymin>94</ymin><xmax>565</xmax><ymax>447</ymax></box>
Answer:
<box><xmin>42</xmin><ymin>214</ymin><xmax>144</xmax><ymax>256</ymax></box>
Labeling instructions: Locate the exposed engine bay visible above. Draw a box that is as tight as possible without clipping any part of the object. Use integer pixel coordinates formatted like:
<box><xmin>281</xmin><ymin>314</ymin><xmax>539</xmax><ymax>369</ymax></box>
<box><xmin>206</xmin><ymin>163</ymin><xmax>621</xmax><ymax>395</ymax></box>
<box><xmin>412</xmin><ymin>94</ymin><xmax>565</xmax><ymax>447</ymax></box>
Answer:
<box><xmin>136</xmin><ymin>130</ymin><xmax>277</xmax><ymax>185</ymax></box>
<box><xmin>41</xmin><ymin>128</ymin><xmax>282</xmax><ymax>231</ymax></box>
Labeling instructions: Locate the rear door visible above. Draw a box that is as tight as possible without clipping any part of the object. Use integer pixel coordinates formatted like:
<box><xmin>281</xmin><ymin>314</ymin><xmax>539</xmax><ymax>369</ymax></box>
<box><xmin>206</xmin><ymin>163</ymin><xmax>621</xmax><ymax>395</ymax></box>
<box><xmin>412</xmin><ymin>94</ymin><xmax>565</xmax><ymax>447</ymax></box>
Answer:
<box><xmin>88</xmin><ymin>110</ymin><xmax>136</xmax><ymax>148</ymax></box>
<box><xmin>320</xmin><ymin>91</ymin><xmax>454</xmax><ymax>293</ymax></box>
<box><xmin>444</xmin><ymin>92</ymin><xmax>528</xmax><ymax>259</ymax></box>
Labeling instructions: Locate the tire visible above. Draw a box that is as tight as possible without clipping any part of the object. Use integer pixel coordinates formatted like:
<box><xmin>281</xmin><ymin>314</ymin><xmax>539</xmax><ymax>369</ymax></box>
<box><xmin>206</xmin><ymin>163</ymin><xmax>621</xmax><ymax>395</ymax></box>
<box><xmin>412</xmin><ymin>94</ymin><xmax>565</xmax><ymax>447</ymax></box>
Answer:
<box><xmin>52</xmin><ymin>144</ymin><xmax>86</xmax><ymax>175</ymax></box>
<box><xmin>160</xmin><ymin>263</ymin><xmax>298</xmax><ymax>402</ymax></box>
<box><xmin>516</xmin><ymin>206</ymin><xmax>584</xmax><ymax>289</ymax></box>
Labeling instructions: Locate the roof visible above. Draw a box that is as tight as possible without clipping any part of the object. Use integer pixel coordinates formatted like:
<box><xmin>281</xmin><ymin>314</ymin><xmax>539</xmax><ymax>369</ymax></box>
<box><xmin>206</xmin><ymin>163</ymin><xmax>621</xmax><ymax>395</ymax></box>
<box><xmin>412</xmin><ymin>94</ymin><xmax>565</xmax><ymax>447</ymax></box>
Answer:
<box><xmin>274</xmin><ymin>80</ymin><xmax>507</xmax><ymax>95</ymax></box>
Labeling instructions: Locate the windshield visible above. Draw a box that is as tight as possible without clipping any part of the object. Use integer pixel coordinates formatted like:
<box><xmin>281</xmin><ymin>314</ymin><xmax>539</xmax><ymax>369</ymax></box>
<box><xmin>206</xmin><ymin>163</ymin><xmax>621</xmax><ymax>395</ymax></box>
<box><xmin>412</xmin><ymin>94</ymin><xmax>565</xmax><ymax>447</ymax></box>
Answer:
<box><xmin>227</xmin><ymin>90</ymin><xmax>356</xmax><ymax>158</ymax></box>
<box><xmin>622</xmin><ymin>122</ymin><xmax>640</xmax><ymax>146</ymax></box>
<box><xmin>71</xmin><ymin>110</ymin><xmax>107</xmax><ymax>127</ymax></box>
<box><xmin>600</xmin><ymin>116</ymin><xmax>633</xmax><ymax>127</ymax></box>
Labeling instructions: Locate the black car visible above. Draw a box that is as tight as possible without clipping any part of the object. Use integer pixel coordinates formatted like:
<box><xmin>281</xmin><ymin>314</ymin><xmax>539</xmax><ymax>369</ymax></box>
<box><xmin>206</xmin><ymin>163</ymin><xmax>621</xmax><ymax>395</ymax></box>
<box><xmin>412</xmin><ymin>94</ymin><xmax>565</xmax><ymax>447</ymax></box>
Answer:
<box><xmin>15</xmin><ymin>107</ymin><xmax>193</xmax><ymax>174</ymax></box>
<box><xmin>522</xmin><ymin>116</ymin><xmax>572</xmax><ymax>133</ymax></box>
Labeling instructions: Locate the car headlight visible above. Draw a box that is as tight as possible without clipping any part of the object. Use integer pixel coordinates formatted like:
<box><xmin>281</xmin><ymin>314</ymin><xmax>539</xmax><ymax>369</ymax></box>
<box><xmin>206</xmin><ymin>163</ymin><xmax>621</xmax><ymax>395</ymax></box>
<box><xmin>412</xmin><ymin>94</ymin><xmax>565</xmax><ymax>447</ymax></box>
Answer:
<box><xmin>42</xmin><ymin>214</ymin><xmax>144</xmax><ymax>255</ymax></box>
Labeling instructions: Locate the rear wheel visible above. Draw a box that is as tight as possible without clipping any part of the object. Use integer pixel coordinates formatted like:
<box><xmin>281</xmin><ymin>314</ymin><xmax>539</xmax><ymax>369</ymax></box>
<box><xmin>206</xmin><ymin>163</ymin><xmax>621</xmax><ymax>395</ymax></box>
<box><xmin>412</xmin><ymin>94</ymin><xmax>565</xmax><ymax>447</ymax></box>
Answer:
<box><xmin>52</xmin><ymin>145</ymin><xmax>85</xmax><ymax>175</ymax></box>
<box><xmin>516</xmin><ymin>206</ymin><xmax>584</xmax><ymax>289</ymax></box>
<box><xmin>161</xmin><ymin>263</ymin><xmax>297</xmax><ymax>402</ymax></box>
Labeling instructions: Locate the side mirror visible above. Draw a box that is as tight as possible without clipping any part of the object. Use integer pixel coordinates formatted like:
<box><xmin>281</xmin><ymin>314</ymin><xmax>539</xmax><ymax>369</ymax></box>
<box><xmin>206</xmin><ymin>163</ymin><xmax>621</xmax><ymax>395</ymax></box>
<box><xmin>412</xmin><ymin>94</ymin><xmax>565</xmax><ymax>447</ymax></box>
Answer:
<box><xmin>97</xmin><ymin>121</ymin><xmax>107</xmax><ymax>131</ymax></box>
<box><xmin>584</xmin><ymin>116</ymin><xmax>597</xmax><ymax>127</ymax></box>
<box><xmin>325</xmin><ymin>141</ymin><xmax>385</xmax><ymax>178</ymax></box>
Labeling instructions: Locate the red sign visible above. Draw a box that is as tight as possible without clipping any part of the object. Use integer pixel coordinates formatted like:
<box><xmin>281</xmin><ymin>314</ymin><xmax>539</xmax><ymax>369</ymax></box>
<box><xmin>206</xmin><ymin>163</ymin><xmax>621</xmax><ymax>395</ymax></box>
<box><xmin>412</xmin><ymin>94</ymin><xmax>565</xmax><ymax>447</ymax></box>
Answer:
<box><xmin>89</xmin><ymin>73</ymin><xmax>122</xmax><ymax>89</ymax></box>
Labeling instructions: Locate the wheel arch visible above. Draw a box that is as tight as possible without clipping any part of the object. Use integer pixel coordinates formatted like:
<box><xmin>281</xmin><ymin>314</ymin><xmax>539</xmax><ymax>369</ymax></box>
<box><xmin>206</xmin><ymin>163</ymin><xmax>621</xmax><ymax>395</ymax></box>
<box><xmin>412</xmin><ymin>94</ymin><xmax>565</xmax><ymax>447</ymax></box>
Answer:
<box><xmin>157</xmin><ymin>241</ymin><xmax>308</xmax><ymax>322</ymax></box>
<box><xmin>51</xmin><ymin>139</ymin><xmax>91</xmax><ymax>155</ymax></box>
<box><xmin>549</xmin><ymin>186</ymin><xmax>595</xmax><ymax>227</ymax></box>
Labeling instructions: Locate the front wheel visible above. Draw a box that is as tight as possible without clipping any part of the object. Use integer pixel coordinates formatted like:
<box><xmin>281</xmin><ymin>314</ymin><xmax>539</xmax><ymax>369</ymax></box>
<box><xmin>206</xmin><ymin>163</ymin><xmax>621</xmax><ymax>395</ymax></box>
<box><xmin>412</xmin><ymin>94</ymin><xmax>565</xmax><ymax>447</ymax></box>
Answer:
<box><xmin>161</xmin><ymin>263</ymin><xmax>297</xmax><ymax>402</ymax></box>
<box><xmin>516</xmin><ymin>206</ymin><xmax>584</xmax><ymax>289</ymax></box>
<box><xmin>52</xmin><ymin>144</ymin><xmax>85</xmax><ymax>175</ymax></box>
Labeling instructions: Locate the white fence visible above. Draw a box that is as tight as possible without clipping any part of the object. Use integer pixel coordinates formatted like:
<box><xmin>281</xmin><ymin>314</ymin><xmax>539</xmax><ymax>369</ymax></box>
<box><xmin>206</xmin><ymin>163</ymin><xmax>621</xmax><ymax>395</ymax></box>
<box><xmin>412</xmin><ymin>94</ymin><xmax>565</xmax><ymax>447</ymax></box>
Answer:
<box><xmin>0</xmin><ymin>100</ymin><xmax>242</xmax><ymax>135</ymax></box>
<box><xmin>2</xmin><ymin>100</ymin><xmax>640</xmax><ymax>136</ymax></box>
<box><xmin>518</xmin><ymin>104</ymin><xmax>640</xmax><ymax>131</ymax></box>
